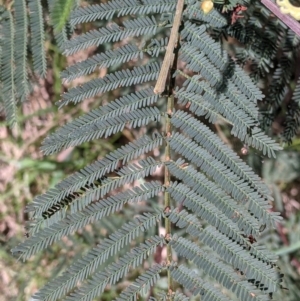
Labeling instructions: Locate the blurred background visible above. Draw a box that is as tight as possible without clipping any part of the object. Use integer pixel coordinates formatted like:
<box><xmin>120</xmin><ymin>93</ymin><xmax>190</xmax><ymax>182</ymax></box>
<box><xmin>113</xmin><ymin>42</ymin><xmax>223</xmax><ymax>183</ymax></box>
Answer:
<box><xmin>1</xmin><ymin>1</ymin><xmax>300</xmax><ymax>300</ymax></box>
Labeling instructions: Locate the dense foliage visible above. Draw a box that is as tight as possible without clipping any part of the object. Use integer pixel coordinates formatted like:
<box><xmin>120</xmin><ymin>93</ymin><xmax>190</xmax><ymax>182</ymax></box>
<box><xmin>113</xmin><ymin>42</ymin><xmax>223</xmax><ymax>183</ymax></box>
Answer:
<box><xmin>1</xmin><ymin>0</ymin><xmax>300</xmax><ymax>300</ymax></box>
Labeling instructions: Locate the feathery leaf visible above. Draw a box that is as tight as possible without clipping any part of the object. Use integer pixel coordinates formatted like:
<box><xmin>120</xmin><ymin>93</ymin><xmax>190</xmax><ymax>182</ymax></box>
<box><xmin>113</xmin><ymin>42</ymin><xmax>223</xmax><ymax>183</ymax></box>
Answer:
<box><xmin>29</xmin><ymin>211</ymin><xmax>162</xmax><ymax>301</ymax></box>
<box><xmin>70</xmin><ymin>0</ymin><xmax>176</xmax><ymax>25</ymax></box>
<box><xmin>14</xmin><ymin>0</ymin><xmax>30</xmax><ymax>102</ymax></box>
<box><xmin>28</xmin><ymin>0</ymin><xmax>47</xmax><ymax>77</ymax></box>
<box><xmin>1</xmin><ymin>9</ymin><xmax>17</xmax><ymax>126</ymax></box>
<box><xmin>64</xmin><ymin>16</ymin><xmax>158</xmax><ymax>55</ymax></box>
<box><xmin>58</xmin><ymin>62</ymin><xmax>160</xmax><ymax>107</ymax></box>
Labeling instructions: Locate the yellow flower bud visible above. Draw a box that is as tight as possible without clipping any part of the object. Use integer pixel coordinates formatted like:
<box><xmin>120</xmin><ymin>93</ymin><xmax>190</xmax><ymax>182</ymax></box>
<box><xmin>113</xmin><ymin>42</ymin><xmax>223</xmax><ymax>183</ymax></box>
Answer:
<box><xmin>201</xmin><ymin>0</ymin><xmax>214</xmax><ymax>14</ymax></box>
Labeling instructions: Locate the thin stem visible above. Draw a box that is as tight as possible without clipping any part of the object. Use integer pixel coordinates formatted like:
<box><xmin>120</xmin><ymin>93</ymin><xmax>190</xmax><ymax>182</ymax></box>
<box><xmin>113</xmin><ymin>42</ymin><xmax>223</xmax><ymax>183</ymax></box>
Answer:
<box><xmin>276</xmin><ymin>240</ymin><xmax>300</xmax><ymax>256</ymax></box>
<box><xmin>163</xmin><ymin>3</ymin><xmax>182</xmax><ymax>297</ymax></box>
<box><xmin>164</xmin><ymin>62</ymin><xmax>175</xmax><ymax>296</ymax></box>
<box><xmin>164</xmin><ymin>93</ymin><xmax>174</xmax><ymax>294</ymax></box>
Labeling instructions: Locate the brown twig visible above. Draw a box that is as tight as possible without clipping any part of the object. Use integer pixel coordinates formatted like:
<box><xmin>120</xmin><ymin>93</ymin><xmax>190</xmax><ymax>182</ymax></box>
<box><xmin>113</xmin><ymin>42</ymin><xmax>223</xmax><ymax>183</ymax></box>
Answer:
<box><xmin>153</xmin><ymin>0</ymin><xmax>185</xmax><ymax>94</ymax></box>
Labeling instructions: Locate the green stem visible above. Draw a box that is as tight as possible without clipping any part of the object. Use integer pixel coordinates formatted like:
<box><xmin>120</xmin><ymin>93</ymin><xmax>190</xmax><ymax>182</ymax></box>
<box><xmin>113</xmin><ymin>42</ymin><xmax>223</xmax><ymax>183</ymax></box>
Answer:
<box><xmin>164</xmin><ymin>93</ymin><xmax>174</xmax><ymax>294</ymax></box>
<box><xmin>163</xmin><ymin>14</ymin><xmax>181</xmax><ymax>298</ymax></box>
<box><xmin>275</xmin><ymin>241</ymin><xmax>300</xmax><ymax>256</ymax></box>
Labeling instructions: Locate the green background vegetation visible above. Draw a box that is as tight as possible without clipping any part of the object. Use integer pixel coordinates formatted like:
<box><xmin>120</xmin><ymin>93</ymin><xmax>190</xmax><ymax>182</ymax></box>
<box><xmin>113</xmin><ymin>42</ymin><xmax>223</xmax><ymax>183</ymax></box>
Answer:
<box><xmin>1</xmin><ymin>1</ymin><xmax>300</xmax><ymax>300</ymax></box>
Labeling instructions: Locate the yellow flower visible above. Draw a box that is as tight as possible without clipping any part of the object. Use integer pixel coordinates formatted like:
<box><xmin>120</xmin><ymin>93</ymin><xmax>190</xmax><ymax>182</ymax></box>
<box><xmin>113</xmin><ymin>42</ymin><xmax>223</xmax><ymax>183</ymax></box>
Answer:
<box><xmin>276</xmin><ymin>0</ymin><xmax>300</xmax><ymax>20</ymax></box>
<box><xmin>201</xmin><ymin>0</ymin><xmax>214</xmax><ymax>14</ymax></box>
